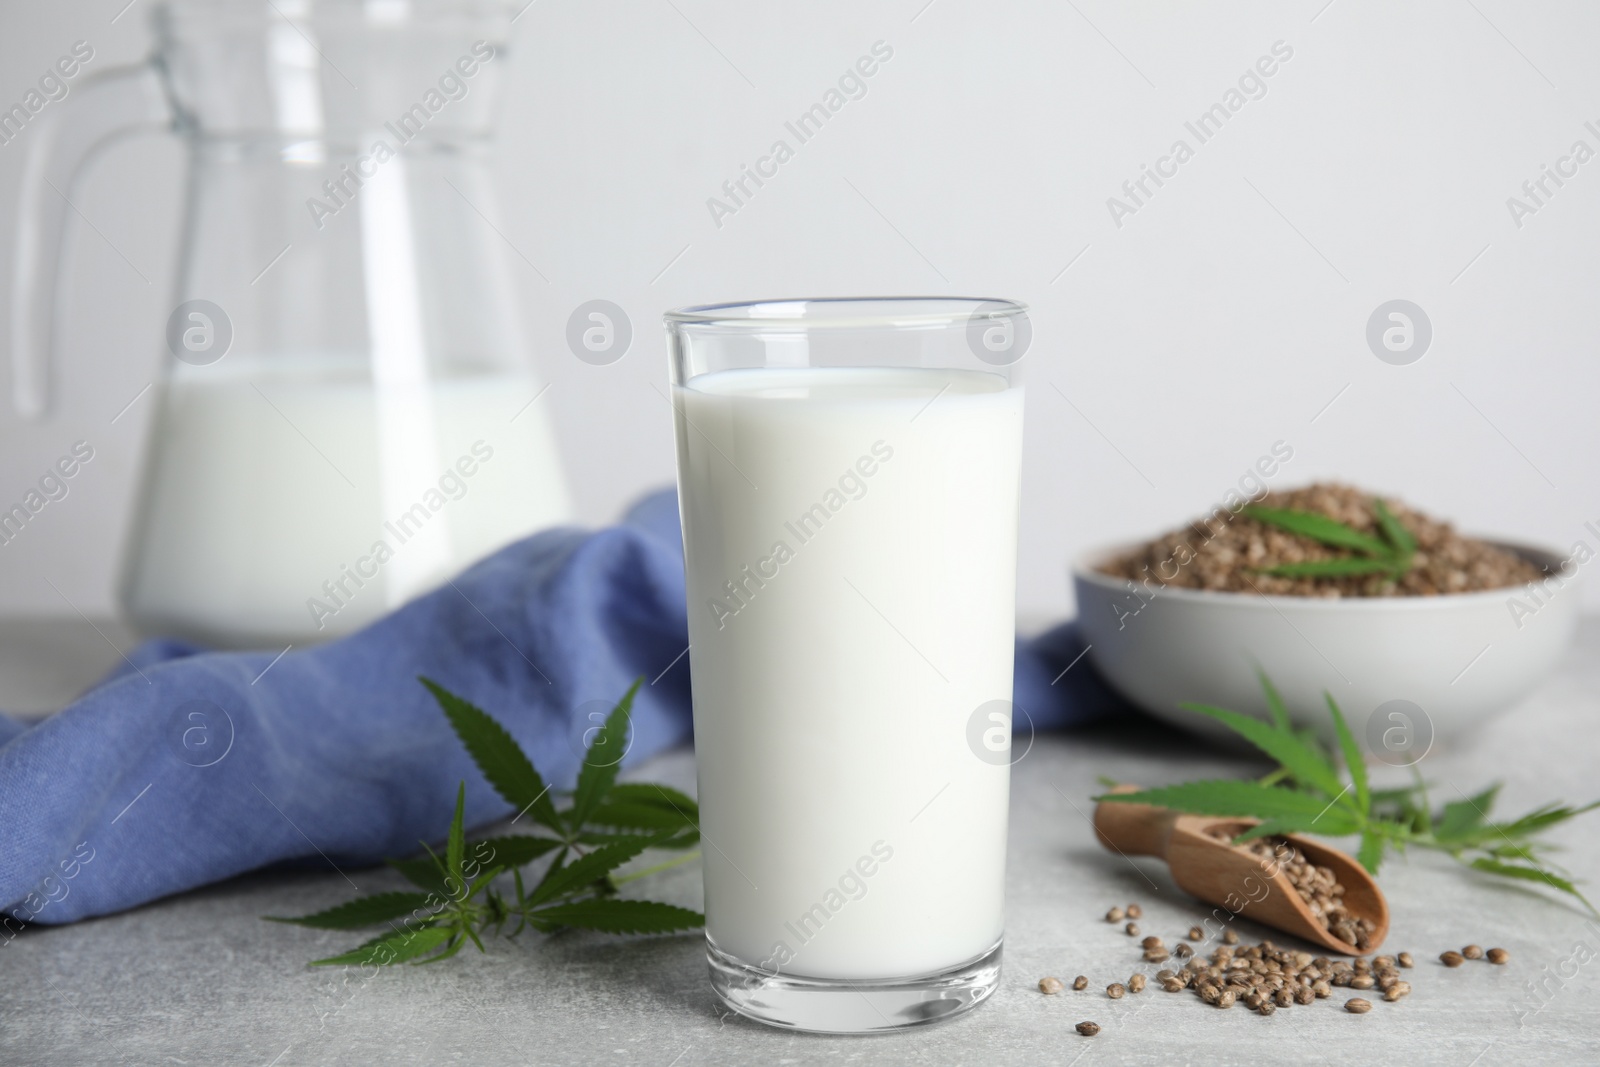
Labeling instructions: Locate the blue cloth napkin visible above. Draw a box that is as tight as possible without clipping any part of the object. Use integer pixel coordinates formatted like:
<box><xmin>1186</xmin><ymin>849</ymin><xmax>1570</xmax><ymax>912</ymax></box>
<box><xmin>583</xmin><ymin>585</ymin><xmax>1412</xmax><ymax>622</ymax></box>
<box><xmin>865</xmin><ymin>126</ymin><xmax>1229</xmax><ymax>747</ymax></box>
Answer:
<box><xmin>0</xmin><ymin>489</ymin><xmax>1119</xmax><ymax>926</ymax></box>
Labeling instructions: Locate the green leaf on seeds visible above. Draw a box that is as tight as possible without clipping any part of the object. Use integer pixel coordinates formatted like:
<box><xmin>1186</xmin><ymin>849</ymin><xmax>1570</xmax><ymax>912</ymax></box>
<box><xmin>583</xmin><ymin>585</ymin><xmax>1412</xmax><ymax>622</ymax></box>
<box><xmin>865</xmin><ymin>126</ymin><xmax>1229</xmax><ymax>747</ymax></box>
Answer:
<box><xmin>1373</xmin><ymin>498</ymin><xmax>1416</xmax><ymax>558</ymax></box>
<box><xmin>1242</xmin><ymin>506</ymin><xmax>1391</xmax><ymax>557</ymax></box>
<box><xmin>1256</xmin><ymin>558</ymin><xmax>1404</xmax><ymax>579</ymax></box>
<box><xmin>1243</xmin><ymin>499</ymin><xmax>1418</xmax><ymax>582</ymax></box>
<box><xmin>420</xmin><ymin>677</ymin><xmax>561</xmax><ymax>834</ymax></box>
<box><xmin>529</xmin><ymin>898</ymin><xmax>704</xmax><ymax>935</ymax></box>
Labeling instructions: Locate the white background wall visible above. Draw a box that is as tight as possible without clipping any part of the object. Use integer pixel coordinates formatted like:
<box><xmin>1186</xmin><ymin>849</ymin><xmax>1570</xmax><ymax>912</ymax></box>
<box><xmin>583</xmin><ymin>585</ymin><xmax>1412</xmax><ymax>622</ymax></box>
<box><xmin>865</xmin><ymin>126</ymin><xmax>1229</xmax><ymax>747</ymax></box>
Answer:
<box><xmin>1</xmin><ymin>0</ymin><xmax>1597</xmax><ymax>623</ymax></box>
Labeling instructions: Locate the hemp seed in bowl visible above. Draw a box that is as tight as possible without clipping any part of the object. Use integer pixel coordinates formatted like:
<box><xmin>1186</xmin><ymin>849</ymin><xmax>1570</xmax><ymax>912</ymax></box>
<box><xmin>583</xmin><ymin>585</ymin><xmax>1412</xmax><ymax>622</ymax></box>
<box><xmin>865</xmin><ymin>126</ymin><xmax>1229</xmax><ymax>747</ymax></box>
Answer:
<box><xmin>1071</xmin><ymin>483</ymin><xmax>1580</xmax><ymax>744</ymax></box>
<box><xmin>1096</xmin><ymin>483</ymin><xmax>1543</xmax><ymax>599</ymax></box>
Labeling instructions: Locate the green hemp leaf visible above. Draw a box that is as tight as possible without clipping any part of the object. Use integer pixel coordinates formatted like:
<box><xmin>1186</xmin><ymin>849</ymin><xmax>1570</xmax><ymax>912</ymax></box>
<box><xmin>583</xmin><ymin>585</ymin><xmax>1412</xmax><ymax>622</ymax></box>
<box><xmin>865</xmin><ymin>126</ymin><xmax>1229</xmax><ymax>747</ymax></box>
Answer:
<box><xmin>1243</xmin><ymin>498</ymin><xmax>1417</xmax><ymax>582</ymax></box>
<box><xmin>1095</xmin><ymin>673</ymin><xmax>1597</xmax><ymax>915</ymax></box>
<box><xmin>267</xmin><ymin>679</ymin><xmax>703</xmax><ymax>965</ymax></box>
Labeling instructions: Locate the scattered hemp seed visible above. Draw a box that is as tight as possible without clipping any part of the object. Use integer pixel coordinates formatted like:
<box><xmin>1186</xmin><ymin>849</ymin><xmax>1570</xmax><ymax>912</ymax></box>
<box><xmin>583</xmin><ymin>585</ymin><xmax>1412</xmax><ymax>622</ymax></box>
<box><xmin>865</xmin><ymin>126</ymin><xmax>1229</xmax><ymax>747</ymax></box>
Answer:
<box><xmin>1140</xmin><ymin>931</ymin><xmax>1433</xmax><ymax>1020</ymax></box>
<box><xmin>1222</xmin><ymin>928</ymin><xmax>1239</xmax><ymax>945</ymax></box>
<box><xmin>1076</xmin><ymin>1021</ymin><xmax>1101</xmax><ymax>1037</ymax></box>
<box><xmin>1173</xmin><ymin>943</ymin><xmax>1193</xmax><ymax>959</ymax></box>
<box><xmin>1397</xmin><ymin>952</ymin><xmax>1414</xmax><ymax>968</ymax></box>
<box><xmin>1188</xmin><ymin>926</ymin><xmax>1204</xmax><ymax>941</ymax></box>
<box><xmin>1073</xmin><ymin>975</ymin><xmax>1088</xmax><ymax>991</ymax></box>
<box><xmin>1039</xmin><ymin>976</ymin><xmax>1064</xmax><ymax>995</ymax></box>
<box><xmin>1107</xmin><ymin>983</ymin><xmax>1126</xmax><ymax>999</ymax></box>
<box><xmin>1441</xmin><ymin>951</ymin><xmax>1465</xmax><ymax>967</ymax></box>
<box><xmin>1125</xmin><ymin>922</ymin><xmax>1140</xmax><ymax>936</ymax></box>
<box><xmin>1129</xmin><ymin>973</ymin><xmax>1147</xmax><ymax>993</ymax></box>
<box><xmin>1345</xmin><ymin>998</ymin><xmax>1373</xmax><ymax>1014</ymax></box>
<box><xmin>1462</xmin><ymin>944</ymin><xmax>1484</xmax><ymax>960</ymax></box>
<box><xmin>1126</xmin><ymin>903</ymin><xmax>1142</xmax><ymax>919</ymax></box>
<box><xmin>1487</xmin><ymin>948</ymin><xmax>1510</xmax><ymax>964</ymax></box>
<box><xmin>1144</xmin><ymin>948</ymin><xmax>1170</xmax><ymax>963</ymax></box>
<box><xmin>1141</xmin><ymin>935</ymin><xmax>1164</xmax><ymax>950</ymax></box>
<box><xmin>1106</xmin><ymin>907</ymin><xmax>1125</xmax><ymax>923</ymax></box>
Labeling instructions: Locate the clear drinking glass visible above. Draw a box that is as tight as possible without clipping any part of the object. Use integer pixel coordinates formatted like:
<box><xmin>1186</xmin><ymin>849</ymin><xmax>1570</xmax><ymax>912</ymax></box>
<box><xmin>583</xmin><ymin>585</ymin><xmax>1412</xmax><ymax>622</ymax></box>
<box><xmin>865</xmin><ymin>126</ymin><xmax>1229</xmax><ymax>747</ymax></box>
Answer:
<box><xmin>10</xmin><ymin>0</ymin><xmax>571</xmax><ymax>647</ymax></box>
<box><xmin>665</xmin><ymin>297</ymin><xmax>1029</xmax><ymax>1032</ymax></box>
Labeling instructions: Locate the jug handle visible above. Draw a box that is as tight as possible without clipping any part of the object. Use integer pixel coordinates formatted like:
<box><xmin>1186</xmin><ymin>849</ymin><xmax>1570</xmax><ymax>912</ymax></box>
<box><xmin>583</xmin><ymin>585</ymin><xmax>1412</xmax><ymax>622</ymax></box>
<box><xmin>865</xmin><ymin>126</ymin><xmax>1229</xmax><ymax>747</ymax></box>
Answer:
<box><xmin>10</xmin><ymin>49</ymin><xmax>176</xmax><ymax>419</ymax></box>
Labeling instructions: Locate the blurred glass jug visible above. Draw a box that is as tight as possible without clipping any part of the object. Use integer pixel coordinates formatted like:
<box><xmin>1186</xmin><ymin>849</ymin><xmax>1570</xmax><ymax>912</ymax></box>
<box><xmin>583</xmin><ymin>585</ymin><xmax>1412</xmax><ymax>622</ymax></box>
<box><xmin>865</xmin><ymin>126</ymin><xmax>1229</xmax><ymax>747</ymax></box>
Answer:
<box><xmin>11</xmin><ymin>0</ymin><xmax>571</xmax><ymax>648</ymax></box>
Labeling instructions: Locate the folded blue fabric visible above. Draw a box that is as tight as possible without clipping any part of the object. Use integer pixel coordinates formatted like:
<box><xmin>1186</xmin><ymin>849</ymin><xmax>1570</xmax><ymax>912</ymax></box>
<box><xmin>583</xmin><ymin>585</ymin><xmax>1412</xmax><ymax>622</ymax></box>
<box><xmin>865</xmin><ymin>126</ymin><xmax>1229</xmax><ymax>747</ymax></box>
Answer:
<box><xmin>0</xmin><ymin>489</ymin><xmax>1120</xmax><ymax>926</ymax></box>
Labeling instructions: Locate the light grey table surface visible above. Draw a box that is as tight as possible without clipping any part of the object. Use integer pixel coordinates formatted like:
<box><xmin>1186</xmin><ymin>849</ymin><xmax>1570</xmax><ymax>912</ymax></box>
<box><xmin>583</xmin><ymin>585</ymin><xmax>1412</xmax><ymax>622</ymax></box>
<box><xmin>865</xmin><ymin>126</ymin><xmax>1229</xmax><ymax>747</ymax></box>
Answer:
<box><xmin>3</xmin><ymin>617</ymin><xmax>1599</xmax><ymax>1067</ymax></box>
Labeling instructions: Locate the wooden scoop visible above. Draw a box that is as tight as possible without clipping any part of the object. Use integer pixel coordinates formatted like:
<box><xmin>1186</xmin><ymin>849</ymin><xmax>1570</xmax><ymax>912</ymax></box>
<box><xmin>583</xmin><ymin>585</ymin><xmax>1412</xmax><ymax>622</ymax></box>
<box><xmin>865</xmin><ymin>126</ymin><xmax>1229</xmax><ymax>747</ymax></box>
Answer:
<box><xmin>1092</xmin><ymin>786</ymin><xmax>1388</xmax><ymax>955</ymax></box>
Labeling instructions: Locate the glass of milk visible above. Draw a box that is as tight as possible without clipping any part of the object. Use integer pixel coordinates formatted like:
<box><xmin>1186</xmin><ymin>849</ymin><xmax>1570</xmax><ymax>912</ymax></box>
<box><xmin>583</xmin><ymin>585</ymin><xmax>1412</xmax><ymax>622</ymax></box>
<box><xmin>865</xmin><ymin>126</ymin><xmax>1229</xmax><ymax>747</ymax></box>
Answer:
<box><xmin>665</xmin><ymin>298</ymin><xmax>1028</xmax><ymax>1032</ymax></box>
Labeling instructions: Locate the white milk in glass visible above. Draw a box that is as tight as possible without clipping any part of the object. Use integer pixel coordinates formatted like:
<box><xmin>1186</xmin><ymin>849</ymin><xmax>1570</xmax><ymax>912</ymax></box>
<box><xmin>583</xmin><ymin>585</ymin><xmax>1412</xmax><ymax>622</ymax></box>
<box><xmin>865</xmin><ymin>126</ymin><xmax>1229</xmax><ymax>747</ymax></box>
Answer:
<box><xmin>123</xmin><ymin>354</ymin><xmax>571</xmax><ymax>646</ymax></box>
<box><xmin>675</xmin><ymin>366</ymin><xmax>1023</xmax><ymax>980</ymax></box>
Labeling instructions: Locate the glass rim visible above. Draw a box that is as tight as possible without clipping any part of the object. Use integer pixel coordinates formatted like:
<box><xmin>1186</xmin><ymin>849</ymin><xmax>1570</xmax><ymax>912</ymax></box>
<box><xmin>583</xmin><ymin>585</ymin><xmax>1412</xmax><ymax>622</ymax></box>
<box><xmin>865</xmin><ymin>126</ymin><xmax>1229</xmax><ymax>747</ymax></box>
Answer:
<box><xmin>664</xmin><ymin>296</ymin><xmax>1028</xmax><ymax>331</ymax></box>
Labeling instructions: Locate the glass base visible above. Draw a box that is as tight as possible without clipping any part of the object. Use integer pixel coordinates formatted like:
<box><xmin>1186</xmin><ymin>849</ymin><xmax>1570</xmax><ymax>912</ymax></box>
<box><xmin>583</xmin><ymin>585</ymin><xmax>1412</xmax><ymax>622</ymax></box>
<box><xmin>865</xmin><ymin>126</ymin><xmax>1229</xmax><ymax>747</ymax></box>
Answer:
<box><xmin>707</xmin><ymin>936</ymin><xmax>1002</xmax><ymax>1034</ymax></box>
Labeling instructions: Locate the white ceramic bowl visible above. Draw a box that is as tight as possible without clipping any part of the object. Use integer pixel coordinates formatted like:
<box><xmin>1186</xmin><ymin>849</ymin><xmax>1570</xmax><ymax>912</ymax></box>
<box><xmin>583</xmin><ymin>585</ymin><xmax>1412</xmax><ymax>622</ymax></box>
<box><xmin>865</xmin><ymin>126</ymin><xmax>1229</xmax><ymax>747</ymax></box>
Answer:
<box><xmin>1073</xmin><ymin>541</ymin><xmax>1578</xmax><ymax>753</ymax></box>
